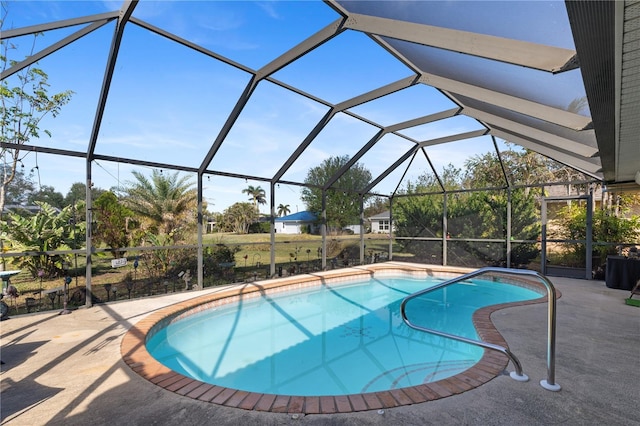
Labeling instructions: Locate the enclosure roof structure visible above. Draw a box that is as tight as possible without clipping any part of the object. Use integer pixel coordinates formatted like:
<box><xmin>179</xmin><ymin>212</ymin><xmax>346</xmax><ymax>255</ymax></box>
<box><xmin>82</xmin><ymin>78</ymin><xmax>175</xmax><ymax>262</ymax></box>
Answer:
<box><xmin>1</xmin><ymin>0</ymin><xmax>638</xmax><ymax>197</ymax></box>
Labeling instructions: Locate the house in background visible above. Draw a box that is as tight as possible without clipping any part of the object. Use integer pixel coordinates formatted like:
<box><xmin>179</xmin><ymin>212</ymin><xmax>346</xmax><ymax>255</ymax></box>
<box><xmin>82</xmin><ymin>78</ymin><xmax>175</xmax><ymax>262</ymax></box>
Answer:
<box><xmin>275</xmin><ymin>211</ymin><xmax>318</xmax><ymax>234</ymax></box>
<box><xmin>368</xmin><ymin>211</ymin><xmax>394</xmax><ymax>233</ymax></box>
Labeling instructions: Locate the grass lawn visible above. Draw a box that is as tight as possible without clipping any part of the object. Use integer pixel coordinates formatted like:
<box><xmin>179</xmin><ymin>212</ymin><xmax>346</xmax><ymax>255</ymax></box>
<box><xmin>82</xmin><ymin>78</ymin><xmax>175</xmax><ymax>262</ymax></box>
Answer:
<box><xmin>1</xmin><ymin>232</ymin><xmax>396</xmax><ymax>316</ymax></box>
<box><xmin>203</xmin><ymin>232</ymin><xmax>393</xmax><ymax>264</ymax></box>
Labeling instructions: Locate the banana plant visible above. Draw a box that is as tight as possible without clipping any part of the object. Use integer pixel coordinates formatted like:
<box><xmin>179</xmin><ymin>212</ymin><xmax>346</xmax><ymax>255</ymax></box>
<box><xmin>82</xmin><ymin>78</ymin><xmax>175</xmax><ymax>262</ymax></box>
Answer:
<box><xmin>0</xmin><ymin>201</ymin><xmax>86</xmax><ymax>277</ymax></box>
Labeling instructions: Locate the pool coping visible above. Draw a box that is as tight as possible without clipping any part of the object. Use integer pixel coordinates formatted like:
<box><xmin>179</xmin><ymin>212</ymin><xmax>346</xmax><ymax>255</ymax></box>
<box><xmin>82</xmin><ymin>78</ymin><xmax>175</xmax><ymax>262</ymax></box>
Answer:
<box><xmin>120</xmin><ymin>262</ymin><xmax>559</xmax><ymax>414</ymax></box>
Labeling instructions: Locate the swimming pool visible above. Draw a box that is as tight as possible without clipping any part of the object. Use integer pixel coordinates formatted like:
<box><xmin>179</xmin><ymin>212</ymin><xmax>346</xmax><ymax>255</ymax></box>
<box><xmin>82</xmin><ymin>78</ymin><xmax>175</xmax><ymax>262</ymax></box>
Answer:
<box><xmin>122</xmin><ymin>264</ymin><xmax>549</xmax><ymax>413</ymax></box>
<box><xmin>146</xmin><ymin>275</ymin><xmax>540</xmax><ymax>396</ymax></box>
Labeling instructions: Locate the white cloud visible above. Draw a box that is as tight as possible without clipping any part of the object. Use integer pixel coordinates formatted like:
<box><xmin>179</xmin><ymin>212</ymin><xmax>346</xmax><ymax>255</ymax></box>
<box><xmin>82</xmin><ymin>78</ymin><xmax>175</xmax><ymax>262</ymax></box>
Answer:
<box><xmin>256</xmin><ymin>2</ymin><xmax>282</xmax><ymax>20</ymax></box>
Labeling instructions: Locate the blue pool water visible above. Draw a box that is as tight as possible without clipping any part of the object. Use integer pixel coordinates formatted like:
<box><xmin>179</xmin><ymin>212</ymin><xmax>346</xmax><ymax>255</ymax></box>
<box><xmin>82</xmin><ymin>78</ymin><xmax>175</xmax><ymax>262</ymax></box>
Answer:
<box><xmin>146</xmin><ymin>276</ymin><xmax>541</xmax><ymax>396</ymax></box>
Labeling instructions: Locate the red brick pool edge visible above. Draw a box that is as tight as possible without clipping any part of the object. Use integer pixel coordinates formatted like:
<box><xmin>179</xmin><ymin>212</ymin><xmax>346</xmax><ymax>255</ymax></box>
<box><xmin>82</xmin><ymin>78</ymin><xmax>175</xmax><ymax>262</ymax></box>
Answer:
<box><xmin>120</xmin><ymin>263</ymin><xmax>557</xmax><ymax>414</ymax></box>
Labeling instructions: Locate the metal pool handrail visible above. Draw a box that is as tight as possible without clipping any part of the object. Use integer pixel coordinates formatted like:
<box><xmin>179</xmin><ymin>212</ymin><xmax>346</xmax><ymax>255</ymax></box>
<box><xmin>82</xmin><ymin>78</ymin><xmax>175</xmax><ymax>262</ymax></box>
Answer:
<box><xmin>399</xmin><ymin>267</ymin><xmax>561</xmax><ymax>391</ymax></box>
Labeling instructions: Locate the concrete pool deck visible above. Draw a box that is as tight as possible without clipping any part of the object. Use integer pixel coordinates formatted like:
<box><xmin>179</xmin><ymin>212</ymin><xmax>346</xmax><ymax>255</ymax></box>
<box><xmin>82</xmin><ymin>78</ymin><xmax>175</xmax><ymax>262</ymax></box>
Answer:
<box><xmin>1</xmin><ymin>263</ymin><xmax>639</xmax><ymax>425</ymax></box>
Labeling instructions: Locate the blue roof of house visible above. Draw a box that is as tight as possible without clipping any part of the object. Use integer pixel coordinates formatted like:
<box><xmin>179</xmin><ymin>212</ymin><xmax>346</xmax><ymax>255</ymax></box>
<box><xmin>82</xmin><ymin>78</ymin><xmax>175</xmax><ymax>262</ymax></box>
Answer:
<box><xmin>275</xmin><ymin>211</ymin><xmax>317</xmax><ymax>222</ymax></box>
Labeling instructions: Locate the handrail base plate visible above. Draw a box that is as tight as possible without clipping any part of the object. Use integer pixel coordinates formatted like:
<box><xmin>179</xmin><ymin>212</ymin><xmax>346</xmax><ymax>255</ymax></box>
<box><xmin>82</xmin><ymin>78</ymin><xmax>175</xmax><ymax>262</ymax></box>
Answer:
<box><xmin>510</xmin><ymin>371</ymin><xmax>529</xmax><ymax>382</ymax></box>
<box><xmin>540</xmin><ymin>379</ymin><xmax>561</xmax><ymax>391</ymax></box>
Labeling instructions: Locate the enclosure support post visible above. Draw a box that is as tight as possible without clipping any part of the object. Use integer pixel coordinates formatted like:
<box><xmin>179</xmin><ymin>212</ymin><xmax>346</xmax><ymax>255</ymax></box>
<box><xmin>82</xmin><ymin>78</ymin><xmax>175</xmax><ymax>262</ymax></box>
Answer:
<box><xmin>388</xmin><ymin>197</ymin><xmax>393</xmax><ymax>260</ymax></box>
<box><xmin>83</xmin><ymin>2</ymin><xmax>137</xmax><ymax>307</ymax></box>
<box><xmin>85</xmin><ymin>159</ymin><xmax>93</xmax><ymax>308</ymax></box>
<box><xmin>359</xmin><ymin>194</ymin><xmax>365</xmax><ymax>265</ymax></box>
<box><xmin>321</xmin><ymin>191</ymin><xmax>327</xmax><ymax>270</ymax></box>
<box><xmin>506</xmin><ymin>188</ymin><xmax>512</xmax><ymax>268</ymax></box>
<box><xmin>443</xmin><ymin>192</ymin><xmax>448</xmax><ymax>266</ymax></box>
<box><xmin>270</xmin><ymin>182</ymin><xmax>276</xmax><ymax>277</ymax></box>
<box><xmin>197</xmin><ymin>173</ymin><xmax>204</xmax><ymax>289</ymax></box>
<box><xmin>586</xmin><ymin>189</ymin><xmax>593</xmax><ymax>279</ymax></box>
<box><xmin>541</xmin><ymin>195</ymin><xmax>547</xmax><ymax>275</ymax></box>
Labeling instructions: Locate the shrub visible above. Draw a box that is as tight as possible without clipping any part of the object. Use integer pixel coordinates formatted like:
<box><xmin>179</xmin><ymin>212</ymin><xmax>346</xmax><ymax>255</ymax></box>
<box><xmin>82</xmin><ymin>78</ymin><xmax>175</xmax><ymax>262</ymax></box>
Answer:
<box><xmin>248</xmin><ymin>221</ymin><xmax>270</xmax><ymax>233</ymax></box>
<box><xmin>556</xmin><ymin>204</ymin><xmax>640</xmax><ymax>265</ymax></box>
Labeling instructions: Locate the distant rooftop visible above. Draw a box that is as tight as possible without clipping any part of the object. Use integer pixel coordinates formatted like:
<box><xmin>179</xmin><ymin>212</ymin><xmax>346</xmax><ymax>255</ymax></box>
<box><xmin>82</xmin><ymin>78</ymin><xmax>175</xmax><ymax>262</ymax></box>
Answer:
<box><xmin>2</xmin><ymin>204</ymin><xmax>61</xmax><ymax>214</ymax></box>
<box><xmin>368</xmin><ymin>210</ymin><xmax>390</xmax><ymax>220</ymax></box>
<box><xmin>275</xmin><ymin>211</ymin><xmax>317</xmax><ymax>222</ymax></box>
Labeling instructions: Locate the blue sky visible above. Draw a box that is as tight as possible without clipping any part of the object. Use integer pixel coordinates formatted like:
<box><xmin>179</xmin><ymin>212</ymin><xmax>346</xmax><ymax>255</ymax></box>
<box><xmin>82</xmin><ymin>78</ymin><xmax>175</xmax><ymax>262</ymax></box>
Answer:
<box><xmin>2</xmin><ymin>1</ymin><xmax>586</xmax><ymax>213</ymax></box>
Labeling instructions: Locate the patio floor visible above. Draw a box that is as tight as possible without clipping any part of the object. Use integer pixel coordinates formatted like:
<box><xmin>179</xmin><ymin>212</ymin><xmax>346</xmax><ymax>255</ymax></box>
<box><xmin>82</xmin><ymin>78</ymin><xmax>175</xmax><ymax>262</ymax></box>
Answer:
<box><xmin>1</xmin><ymin>266</ymin><xmax>638</xmax><ymax>426</ymax></box>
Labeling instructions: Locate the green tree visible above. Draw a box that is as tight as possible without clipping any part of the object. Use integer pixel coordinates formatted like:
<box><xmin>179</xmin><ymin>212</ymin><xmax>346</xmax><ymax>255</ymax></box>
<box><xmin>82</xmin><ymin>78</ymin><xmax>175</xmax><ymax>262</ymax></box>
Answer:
<box><xmin>242</xmin><ymin>185</ymin><xmax>266</xmax><ymax>212</ymax></box>
<box><xmin>301</xmin><ymin>155</ymin><xmax>372</xmax><ymax>229</ymax></box>
<box><xmin>63</xmin><ymin>182</ymin><xmax>106</xmax><ymax>206</ymax></box>
<box><xmin>462</xmin><ymin>152</ymin><xmax>506</xmax><ymax>189</ymax></box>
<box><xmin>93</xmin><ymin>191</ymin><xmax>135</xmax><ymax>258</ymax></box>
<box><xmin>460</xmin><ymin>153</ymin><xmax>541</xmax><ymax>265</ymax></box>
<box><xmin>609</xmin><ymin>191</ymin><xmax>640</xmax><ymax>217</ymax></box>
<box><xmin>65</xmin><ymin>182</ymin><xmax>87</xmax><ymax>205</ymax></box>
<box><xmin>211</xmin><ymin>211</ymin><xmax>229</xmax><ymax>232</ymax></box>
<box><xmin>276</xmin><ymin>203</ymin><xmax>290</xmax><ymax>217</ymax></box>
<box><xmin>121</xmin><ymin>170</ymin><xmax>197</xmax><ymax>243</ymax></box>
<box><xmin>223</xmin><ymin>202</ymin><xmax>257</xmax><ymax>234</ymax></box>
<box><xmin>1</xmin><ymin>29</ymin><xmax>73</xmax><ymax>216</ymax></box>
<box><xmin>27</xmin><ymin>185</ymin><xmax>64</xmax><ymax>209</ymax></box>
<box><xmin>393</xmin><ymin>164</ymin><xmax>459</xmax><ymax>242</ymax></box>
<box><xmin>394</xmin><ymin>170</ymin><xmax>445</xmax><ymax>261</ymax></box>
<box><xmin>394</xmin><ymin>153</ymin><xmax>542</xmax><ymax>266</ymax></box>
<box><xmin>0</xmin><ymin>201</ymin><xmax>85</xmax><ymax>277</ymax></box>
<box><xmin>1</xmin><ymin>164</ymin><xmax>35</xmax><ymax>205</ymax></box>
<box><xmin>393</xmin><ymin>191</ymin><xmax>444</xmax><ymax>263</ymax></box>
<box><xmin>363</xmin><ymin>196</ymin><xmax>389</xmax><ymax>218</ymax></box>
<box><xmin>499</xmin><ymin>147</ymin><xmax>557</xmax><ymax>190</ymax></box>
<box><xmin>395</xmin><ymin>193</ymin><xmax>442</xmax><ymax>238</ymax></box>
<box><xmin>466</xmin><ymin>143</ymin><xmax>592</xmax><ymax>196</ymax></box>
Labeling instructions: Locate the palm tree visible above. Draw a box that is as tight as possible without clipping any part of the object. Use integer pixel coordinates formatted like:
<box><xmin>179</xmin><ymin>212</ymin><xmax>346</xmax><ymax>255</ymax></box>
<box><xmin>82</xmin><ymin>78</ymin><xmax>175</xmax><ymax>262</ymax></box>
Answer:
<box><xmin>242</xmin><ymin>185</ymin><xmax>266</xmax><ymax>212</ymax></box>
<box><xmin>122</xmin><ymin>170</ymin><xmax>197</xmax><ymax>242</ymax></box>
<box><xmin>566</xmin><ymin>96</ymin><xmax>588</xmax><ymax>115</ymax></box>
<box><xmin>277</xmin><ymin>203</ymin><xmax>291</xmax><ymax>217</ymax></box>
